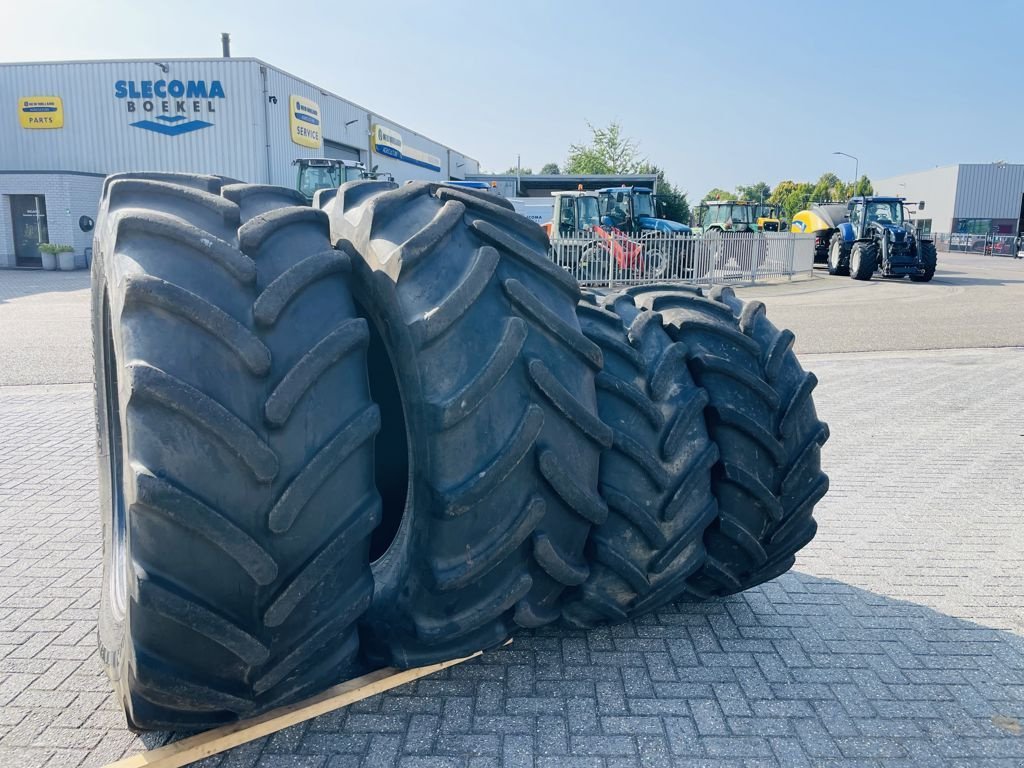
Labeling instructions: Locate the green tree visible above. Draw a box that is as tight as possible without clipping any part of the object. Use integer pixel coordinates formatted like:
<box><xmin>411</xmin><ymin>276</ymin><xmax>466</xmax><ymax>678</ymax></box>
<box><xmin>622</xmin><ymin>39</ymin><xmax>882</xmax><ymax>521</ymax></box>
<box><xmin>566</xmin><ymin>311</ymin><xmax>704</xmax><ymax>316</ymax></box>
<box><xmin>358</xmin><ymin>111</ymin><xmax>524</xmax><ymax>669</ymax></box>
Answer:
<box><xmin>565</xmin><ymin>121</ymin><xmax>642</xmax><ymax>174</ymax></box>
<box><xmin>736</xmin><ymin>181</ymin><xmax>772</xmax><ymax>203</ymax></box>
<box><xmin>638</xmin><ymin>162</ymin><xmax>690</xmax><ymax>224</ymax></box>
<box><xmin>702</xmin><ymin>187</ymin><xmax>737</xmax><ymax>202</ymax></box>
<box><xmin>562</xmin><ymin>122</ymin><xmax>689</xmax><ymax>223</ymax></box>
<box><xmin>503</xmin><ymin>166</ymin><xmax>533</xmax><ymax>175</ymax></box>
<box><xmin>540</xmin><ymin>162</ymin><xmax>560</xmax><ymax>175</ymax></box>
<box><xmin>811</xmin><ymin>172</ymin><xmax>845</xmax><ymax>203</ymax></box>
<box><xmin>852</xmin><ymin>175</ymin><xmax>873</xmax><ymax>196</ymax></box>
<box><xmin>768</xmin><ymin>180</ymin><xmax>814</xmax><ymax>220</ymax></box>
<box><xmin>782</xmin><ymin>185</ymin><xmax>814</xmax><ymax>220</ymax></box>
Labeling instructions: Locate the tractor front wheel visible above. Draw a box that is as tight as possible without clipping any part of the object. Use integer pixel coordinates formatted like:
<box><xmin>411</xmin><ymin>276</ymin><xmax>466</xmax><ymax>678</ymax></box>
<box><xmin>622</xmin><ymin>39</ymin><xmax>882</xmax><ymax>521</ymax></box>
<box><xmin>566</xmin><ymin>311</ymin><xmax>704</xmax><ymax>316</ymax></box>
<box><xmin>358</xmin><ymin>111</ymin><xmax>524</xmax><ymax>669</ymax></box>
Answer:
<box><xmin>827</xmin><ymin>234</ymin><xmax>850</xmax><ymax>276</ymax></box>
<box><xmin>910</xmin><ymin>240</ymin><xmax>937</xmax><ymax>282</ymax></box>
<box><xmin>849</xmin><ymin>242</ymin><xmax>877</xmax><ymax>281</ymax></box>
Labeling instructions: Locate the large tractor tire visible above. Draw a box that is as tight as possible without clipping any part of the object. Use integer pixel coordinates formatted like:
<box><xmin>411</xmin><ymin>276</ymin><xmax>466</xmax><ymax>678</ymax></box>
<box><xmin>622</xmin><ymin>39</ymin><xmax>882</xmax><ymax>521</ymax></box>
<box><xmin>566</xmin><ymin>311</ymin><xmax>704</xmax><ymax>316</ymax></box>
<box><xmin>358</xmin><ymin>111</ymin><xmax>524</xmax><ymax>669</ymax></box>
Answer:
<box><xmin>562</xmin><ymin>290</ymin><xmax>718</xmax><ymax>627</ymax></box>
<box><xmin>827</xmin><ymin>233</ymin><xmax>850</xmax><ymax>276</ymax></box>
<box><xmin>910</xmin><ymin>240</ymin><xmax>937</xmax><ymax>282</ymax></box>
<box><xmin>321</xmin><ymin>181</ymin><xmax>609</xmax><ymax>668</ymax></box>
<box><xmin>629</xmin><ymin>285</ymin><xmax>829</xmax><ymax>598</ymax></box>
<box><xmin>849</xmin><ymin>242</ymin><xmax>877</xmax><ymax>281</ymax></box>
<box><xmin>94</xmin><ymin>175</ymin><xmax>380</xmax><ymax>730</ymax></box>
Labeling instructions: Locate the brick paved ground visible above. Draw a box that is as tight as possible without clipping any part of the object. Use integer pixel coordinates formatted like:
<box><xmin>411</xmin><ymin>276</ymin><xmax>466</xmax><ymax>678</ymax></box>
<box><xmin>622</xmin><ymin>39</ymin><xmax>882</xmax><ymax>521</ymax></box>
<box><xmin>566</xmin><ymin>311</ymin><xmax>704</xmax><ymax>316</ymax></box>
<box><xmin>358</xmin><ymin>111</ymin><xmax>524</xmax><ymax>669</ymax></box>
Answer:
<box><xmin>0</xmin><ymin>271</ymin><xmax>92</xmax><ymax>387</ymax></box>
<box><xmin>2</xmin><ymin>346</ymin><xmax>1023</xmax><ymax>767</ymax></box>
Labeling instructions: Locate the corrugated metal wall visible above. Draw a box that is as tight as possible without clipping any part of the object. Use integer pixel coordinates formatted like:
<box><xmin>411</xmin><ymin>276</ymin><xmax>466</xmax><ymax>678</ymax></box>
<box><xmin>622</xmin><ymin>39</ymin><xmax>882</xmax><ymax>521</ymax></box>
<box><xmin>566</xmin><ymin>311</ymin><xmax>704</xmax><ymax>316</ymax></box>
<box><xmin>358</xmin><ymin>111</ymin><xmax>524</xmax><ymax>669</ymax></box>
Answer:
<box><xmin>263</xmin><ymin>65</ymin><xmax>367</xmax><ymax>187</ymax></box>
<box><xmin>954</xmin><ymin>164</ymin><xmax>1024</xmax><ymax>220</ymax></box>
<box><xmin>1</xmin><ymin>58</ymin><xmax>481</xmax><ymax>187</ymax></box>
<box><xmin>0</xmin><ymin>59</ymin><xmax>267</xmax><ymax>181</ymax></box>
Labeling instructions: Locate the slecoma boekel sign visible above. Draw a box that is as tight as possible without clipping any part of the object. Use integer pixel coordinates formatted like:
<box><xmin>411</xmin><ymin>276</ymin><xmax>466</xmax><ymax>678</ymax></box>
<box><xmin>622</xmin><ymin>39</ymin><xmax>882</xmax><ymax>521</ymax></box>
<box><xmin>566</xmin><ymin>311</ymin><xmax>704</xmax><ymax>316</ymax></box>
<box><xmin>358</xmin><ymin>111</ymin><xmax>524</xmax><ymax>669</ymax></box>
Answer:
<box><xmin>114</xmin><ymin>79</ymin><xmax>225</xmax><ymax>136</ymax></box>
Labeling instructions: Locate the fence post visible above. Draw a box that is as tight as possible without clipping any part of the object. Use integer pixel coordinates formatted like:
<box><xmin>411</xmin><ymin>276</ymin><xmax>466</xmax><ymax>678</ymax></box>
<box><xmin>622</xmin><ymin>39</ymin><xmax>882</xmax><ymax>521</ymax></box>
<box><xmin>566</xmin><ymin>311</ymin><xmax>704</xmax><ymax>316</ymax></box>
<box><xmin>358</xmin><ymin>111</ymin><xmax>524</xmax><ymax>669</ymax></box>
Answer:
<box><xmin>606</xmin><ymin>232</ymin><xmax>615</xmax><ymax>288</ymax></box>
<box><xmin>788</xmin><ymin>233</ymin><xmax>795</xmax><ymax>281</ymax></box>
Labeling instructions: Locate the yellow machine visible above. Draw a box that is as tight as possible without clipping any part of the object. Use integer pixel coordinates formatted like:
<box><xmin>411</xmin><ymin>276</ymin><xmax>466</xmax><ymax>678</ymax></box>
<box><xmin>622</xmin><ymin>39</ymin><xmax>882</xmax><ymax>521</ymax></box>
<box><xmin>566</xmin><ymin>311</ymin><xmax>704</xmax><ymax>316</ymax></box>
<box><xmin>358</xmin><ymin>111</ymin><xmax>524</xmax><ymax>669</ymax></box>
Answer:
<box><xmin>791</xmin><ymin>203</ymin><xmax>849</xmax><ymax>262</ymax></box>
<box><xmin>756</xmin><ymin>204</ymin><xmax>783</xmax><ymax>232</ymax></box>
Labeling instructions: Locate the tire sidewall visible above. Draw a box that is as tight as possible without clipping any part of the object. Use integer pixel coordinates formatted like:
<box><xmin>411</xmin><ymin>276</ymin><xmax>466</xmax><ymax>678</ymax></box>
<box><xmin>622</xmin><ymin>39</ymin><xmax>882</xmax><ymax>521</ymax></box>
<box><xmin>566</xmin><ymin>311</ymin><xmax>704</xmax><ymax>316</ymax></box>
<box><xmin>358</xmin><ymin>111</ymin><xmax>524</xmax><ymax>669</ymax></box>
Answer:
<box><xmin>828</xmin><ymin>237</ymin><xmax>843</xmax><ymax>274</ymax></box>
<box><xmin>348</xmin><ymin>260</ymin><xmax>421</xmax><ymax>658</ymax></box>
<box><xmin>92</xmin><ymin>242</ymin><xmax>129</xmax><ymax>688</ymax></box>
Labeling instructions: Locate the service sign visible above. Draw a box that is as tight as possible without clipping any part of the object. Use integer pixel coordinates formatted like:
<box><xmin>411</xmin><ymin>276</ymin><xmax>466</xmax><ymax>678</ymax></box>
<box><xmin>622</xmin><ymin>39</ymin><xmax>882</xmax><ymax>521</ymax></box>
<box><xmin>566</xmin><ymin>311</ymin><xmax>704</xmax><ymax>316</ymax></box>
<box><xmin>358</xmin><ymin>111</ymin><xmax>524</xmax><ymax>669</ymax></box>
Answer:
<box><xmin>372</xmin><ymin>123</ymin><xmax>441</xmax><ymax>172</ymax></box>
<box><xmin>289</xmin><ymin>95</ymin><xmax>322</xmax><ymax>149</ymax></box>
<box><xmin>19</xmin><ymin>97</ymin><xmax>63</xmax><ymax>129</ymax></box>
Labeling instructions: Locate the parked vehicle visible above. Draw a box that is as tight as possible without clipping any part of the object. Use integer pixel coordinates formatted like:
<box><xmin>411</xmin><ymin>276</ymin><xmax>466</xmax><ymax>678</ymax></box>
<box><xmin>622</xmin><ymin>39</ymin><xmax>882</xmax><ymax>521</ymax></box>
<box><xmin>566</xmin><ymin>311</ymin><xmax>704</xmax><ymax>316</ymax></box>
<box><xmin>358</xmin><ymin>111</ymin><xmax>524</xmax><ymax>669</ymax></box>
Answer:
<box><xmin>596</xmin><ymin>186</ymin><xmax>694</xmax><ymax>278</ymax></box>
<box><xmin>596</xmin><ymin>186</ymin><xmax>691</xmax><ymax>235</ymax></box>
<box><xmin>693</xmin><ymin>200</ymin><xmax>772</xmax><ymax>272</ymax></box>
<box><xmin>508</xmin><ymin>196</ymin><xmax>555</xmax><ymax>226</ymax></box>
<box><xmin>756</xmin><ymin>204</ymin><xmax>784</xmax><ymax>232</ymax></box>
<box><xmin>791</xmin><ymin>203</ymin><xmax>849</xmax><ymax>263</ymax></box>
<box><xmin>541</xmin><ymin>190</ymin><xmax>647</xmax><ymax>280</ymax></box>
<box><xmin>293</xmin><ymin>158</ymin><xmax>394</xmax><ymax>202</ymax></box>
<box><xmin>695</xmin><ymin>200</ymin><xmax>785</xmax><ymax>234</ymax></box>
<box><xmin>828</xmin><ymin>197</ymin><xmax>936</xmax><ymax>281</ymax></box>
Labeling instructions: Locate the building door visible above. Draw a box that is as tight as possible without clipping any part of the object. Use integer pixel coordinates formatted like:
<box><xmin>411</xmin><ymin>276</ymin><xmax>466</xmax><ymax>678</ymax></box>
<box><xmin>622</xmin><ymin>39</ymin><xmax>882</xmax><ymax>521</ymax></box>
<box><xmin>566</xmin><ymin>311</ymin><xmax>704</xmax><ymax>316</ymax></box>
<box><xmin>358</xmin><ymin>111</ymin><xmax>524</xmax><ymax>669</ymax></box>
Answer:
<box><xmin>323</xmin><ymin>140</ymin><xmax>361</xmax><ymax>163</ymax></box>
<box><xmin>9</xmin><ymin>194</ymin><xmax>49</xmax><ymax>267</ymax></box>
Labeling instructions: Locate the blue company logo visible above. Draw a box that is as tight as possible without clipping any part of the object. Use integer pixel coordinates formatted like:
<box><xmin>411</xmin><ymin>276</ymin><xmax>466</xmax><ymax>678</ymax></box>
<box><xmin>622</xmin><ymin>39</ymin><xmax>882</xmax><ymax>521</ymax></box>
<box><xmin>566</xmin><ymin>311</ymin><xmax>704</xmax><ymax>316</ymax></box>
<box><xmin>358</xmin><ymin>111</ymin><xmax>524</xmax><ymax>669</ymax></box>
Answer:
<box><xmin>129</xmin><ymin>115</ymin><xmax>213</xmax><ymax>136</ymax></box>
<box><xmin>293</xmin><ymin>101</ymin><xmax>319</xmax><ymax>126</ymax></box>
<box><xmin>115</xmin><ymin>79</ymin><xmax>224</xmax><ymax>136</ymax></box>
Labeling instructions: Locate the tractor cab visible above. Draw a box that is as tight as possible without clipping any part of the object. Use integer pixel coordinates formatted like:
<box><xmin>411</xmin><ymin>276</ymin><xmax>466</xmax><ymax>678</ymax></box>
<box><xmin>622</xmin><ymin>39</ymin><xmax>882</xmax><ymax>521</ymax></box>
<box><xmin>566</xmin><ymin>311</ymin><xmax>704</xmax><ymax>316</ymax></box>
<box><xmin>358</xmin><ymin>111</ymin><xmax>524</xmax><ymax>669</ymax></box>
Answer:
<box><xmin>293</xmin><ymin>158</ymin><xmax>395</xmax><ymax>202</ymax></box>
<box><xmin>847</xmin><ymin>197</ymin><xmax>906</xmax><ymax>236</ymax></box>
<box><xmin>698</xmin><ymin>200</ymin><xmax>761</xmax><ymax>233</ymax></box>
<box><xmin>597</xmin><ymin>186</ymin><xmax>690</xmax><ymax>234</ymax></box>
<box><xmin>544</xmin><ymin>190</ymin><xmax>601</xmax><ymax>239</ymax></box>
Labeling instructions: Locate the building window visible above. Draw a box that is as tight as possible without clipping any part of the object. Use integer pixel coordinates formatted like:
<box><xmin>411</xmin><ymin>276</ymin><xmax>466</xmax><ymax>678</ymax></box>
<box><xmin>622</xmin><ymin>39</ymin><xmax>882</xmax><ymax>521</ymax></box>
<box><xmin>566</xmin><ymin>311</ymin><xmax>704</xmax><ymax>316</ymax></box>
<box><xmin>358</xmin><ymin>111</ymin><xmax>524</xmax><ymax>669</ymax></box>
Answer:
<box><xmin>8</xmin><ymin>195</ymin><xmax>49</xmax><ymax>267</ymax></box>
<box><xmin>955</xmin><ymin>218</ymin><xmax>992</xmax><ymax>235</ymax></box>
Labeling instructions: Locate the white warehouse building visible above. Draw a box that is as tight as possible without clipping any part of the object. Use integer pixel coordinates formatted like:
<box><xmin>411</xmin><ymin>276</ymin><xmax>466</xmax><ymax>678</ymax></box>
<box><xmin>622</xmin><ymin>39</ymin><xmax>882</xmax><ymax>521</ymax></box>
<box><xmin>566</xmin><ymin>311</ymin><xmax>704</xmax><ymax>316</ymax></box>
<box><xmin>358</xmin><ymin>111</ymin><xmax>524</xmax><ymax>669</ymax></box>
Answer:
<box><xmin>0</xmin><ymin>57</ymin><xmax>480</xmax><ymax>268</ymax></box>
<box><xmin>875</xmin><ymin>163</ymin><xmax>1024</xmax><ymax>237</ymax></box>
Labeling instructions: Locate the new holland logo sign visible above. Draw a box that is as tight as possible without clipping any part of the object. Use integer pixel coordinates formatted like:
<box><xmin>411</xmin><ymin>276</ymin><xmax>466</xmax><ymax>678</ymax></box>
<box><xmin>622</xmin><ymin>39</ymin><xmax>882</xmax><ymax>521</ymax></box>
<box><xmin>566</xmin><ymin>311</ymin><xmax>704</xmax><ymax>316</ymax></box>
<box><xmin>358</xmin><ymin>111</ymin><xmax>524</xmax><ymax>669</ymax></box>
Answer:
<box><xmin>19</xmin><ymin>96</ymin><xmax>64</xmax><ymax>129</ymax></box>
<box><xmin>289</xmin><ymin>95</ymin><xmax>321</xmax><ymax>149</ymax></box>
<box><xmin>114</xmin><ymin>79</ymin><xmax>225</xmax><ymax>136</ymax></box>
<box><xmin>372</xmin><ymin>124</ymin><xmax>442</xmax><ymax>172</ymax></box>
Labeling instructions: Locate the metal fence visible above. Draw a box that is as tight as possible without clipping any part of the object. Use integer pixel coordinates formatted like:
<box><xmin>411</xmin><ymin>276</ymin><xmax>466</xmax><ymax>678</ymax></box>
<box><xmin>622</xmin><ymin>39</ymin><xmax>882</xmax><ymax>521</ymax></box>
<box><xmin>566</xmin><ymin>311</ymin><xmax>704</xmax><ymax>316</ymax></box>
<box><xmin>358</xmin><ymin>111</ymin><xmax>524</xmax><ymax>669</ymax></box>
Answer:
<box><xmin>932</xmin><ymin>233</ymin><xmax>1022</xmax><ymax>258</ymax></box>
<box><xmin>549</xmin><ymin>230</ymin><xmax>816</xmax><ymax>287</ymax></box>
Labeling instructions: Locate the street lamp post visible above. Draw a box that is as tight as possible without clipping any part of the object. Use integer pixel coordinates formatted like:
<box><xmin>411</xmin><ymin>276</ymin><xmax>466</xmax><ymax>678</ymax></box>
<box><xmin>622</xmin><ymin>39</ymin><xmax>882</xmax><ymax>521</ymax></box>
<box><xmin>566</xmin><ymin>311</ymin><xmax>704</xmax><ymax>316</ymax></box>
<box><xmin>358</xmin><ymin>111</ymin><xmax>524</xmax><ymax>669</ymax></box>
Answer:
<box><xmin>833</xmin><ymin>151</ymin><xmax>859</xmax><ymax>194</ymax></box>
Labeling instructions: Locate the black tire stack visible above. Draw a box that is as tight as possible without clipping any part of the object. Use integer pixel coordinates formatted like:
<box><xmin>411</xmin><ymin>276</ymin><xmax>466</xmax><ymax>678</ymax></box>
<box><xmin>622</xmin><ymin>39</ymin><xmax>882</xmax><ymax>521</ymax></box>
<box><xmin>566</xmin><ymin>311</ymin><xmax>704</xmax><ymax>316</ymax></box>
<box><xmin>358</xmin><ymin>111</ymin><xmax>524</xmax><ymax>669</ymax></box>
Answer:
<box><xmin>94</xmin><ymin>176</ymin><xmax>829</xmax><ymax>730</ymax></box>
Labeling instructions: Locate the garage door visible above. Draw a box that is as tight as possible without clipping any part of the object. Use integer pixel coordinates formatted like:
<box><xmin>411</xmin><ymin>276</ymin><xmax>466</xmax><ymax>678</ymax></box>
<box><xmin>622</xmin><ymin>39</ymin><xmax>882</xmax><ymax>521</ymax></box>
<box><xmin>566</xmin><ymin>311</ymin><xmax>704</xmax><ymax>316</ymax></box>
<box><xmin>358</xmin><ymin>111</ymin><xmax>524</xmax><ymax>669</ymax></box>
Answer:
<box><xmin>323</xmin><ymin>140</ymin><xmax>361</xmax><ymax>162</ymax></box>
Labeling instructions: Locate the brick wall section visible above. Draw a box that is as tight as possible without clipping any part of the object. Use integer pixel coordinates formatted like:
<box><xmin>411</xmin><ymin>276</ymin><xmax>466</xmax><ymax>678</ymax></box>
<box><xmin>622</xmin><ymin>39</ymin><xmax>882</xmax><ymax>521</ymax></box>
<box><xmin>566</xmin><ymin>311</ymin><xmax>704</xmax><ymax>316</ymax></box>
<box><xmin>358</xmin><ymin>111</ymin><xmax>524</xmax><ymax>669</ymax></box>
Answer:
<box><xmin>0</xmin><ymin>173</ymin><xmax>103</xmax><ymax>267</ymax></box>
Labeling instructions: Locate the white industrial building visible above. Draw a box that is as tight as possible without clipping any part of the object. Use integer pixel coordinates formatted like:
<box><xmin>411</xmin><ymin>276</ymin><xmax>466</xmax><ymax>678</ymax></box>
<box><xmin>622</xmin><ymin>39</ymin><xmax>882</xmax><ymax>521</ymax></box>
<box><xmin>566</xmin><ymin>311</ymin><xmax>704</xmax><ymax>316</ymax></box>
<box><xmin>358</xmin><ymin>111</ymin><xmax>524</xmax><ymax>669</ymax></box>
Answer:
<box><xmin>875</xmin><ymin>163</ymin><xmax>1024</xmax><ymax>237</ymax></box>
<box><xmin>0</xmin><ymin>57</ymin><xmax>479</xmax><ymax>268</ymax></box>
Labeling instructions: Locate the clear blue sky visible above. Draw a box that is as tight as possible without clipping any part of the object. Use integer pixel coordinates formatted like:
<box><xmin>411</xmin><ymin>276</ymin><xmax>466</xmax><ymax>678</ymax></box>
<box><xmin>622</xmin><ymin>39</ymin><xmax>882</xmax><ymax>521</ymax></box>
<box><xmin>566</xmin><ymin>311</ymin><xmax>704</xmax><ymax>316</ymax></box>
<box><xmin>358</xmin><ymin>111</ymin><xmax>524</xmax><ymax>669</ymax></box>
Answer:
<box><xmin>3</xmin><ymin>0</ymin><xmax>1020</xmax><ymax>197</ymax></box>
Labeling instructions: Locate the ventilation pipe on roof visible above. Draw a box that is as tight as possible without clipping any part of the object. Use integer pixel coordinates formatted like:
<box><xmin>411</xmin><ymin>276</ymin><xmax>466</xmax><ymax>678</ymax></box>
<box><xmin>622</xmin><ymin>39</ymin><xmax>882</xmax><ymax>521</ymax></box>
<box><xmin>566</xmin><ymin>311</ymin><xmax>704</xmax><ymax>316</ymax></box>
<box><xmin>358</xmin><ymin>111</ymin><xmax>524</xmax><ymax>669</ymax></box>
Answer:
<box><xmin>221</xmin><ymin>33</ymin><xmax>231</xmax><ymax>58</ymax></box>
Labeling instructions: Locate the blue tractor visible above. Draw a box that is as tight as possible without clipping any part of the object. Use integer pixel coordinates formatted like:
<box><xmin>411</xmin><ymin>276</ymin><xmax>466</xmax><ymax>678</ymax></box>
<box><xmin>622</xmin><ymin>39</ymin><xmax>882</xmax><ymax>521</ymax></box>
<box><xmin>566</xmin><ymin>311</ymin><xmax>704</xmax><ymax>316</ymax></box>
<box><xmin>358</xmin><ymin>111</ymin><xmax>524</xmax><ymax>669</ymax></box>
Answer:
<box><xmin>827</xmin><ymin>196</ymin><xmax>936</xmax><ymax>282</ymax></box>
<box><xmin>596</xmin><ymin>186</ymin><xmax>695</xmax><ymax>278</ymax></box>
<box><xmin>596</xmin><ymin>186</ymin><xmax>691</xmax><ymax>235</ymax></box>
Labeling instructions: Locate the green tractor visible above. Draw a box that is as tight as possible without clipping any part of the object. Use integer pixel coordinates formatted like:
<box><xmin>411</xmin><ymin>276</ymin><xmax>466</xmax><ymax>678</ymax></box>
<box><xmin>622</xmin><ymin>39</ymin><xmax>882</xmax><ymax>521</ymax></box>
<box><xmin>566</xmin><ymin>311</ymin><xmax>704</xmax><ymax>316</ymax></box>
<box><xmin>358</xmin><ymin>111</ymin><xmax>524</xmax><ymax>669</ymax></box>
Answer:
<box><xmin>695</xmin><ymin>200</ymin><xmax>776</xmax><ymax>233</ymax></box>
<box><xmin>293</xmin><ymin>158</ymin><xmax>394</xmax><ymax>203</ymax></box>
<box><xmin>827</xmin><ymin>197</ymin><xmax>935</xmax><ymax>282</ymax></box>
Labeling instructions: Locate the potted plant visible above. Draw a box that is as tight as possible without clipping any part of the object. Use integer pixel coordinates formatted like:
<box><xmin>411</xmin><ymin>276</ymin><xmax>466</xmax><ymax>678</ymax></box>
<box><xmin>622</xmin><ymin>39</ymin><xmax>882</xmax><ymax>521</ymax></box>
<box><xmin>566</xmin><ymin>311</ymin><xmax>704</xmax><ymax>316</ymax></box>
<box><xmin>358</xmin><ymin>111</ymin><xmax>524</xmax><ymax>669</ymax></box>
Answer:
<box><xmin>39</xmin><ymin>243</ymin><xmax>76</xmax><ymax>271</ymax></box>
<box><xmin>37</xmin><ymin>243</ymin><xmax>59</xmax><ymax>270</ymax></box>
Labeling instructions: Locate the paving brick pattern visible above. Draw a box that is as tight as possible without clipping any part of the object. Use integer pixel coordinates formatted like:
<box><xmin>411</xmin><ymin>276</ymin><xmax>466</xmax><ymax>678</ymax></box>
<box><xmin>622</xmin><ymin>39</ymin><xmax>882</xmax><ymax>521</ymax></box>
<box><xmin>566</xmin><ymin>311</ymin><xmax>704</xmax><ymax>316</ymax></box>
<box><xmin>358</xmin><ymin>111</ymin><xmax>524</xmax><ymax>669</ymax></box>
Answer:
<box><xmin>1</xmin><ymin>348</ymin><xmax>1022</xmax><ymax>767</ymax></box>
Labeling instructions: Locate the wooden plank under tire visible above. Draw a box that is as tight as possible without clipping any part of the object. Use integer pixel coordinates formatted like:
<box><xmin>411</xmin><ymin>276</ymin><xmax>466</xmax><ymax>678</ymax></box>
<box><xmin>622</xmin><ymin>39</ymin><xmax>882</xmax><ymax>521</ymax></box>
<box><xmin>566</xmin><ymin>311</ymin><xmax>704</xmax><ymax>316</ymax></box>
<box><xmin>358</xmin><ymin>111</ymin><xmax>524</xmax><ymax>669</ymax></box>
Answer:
<box><xmin>101</xmin><ymin>643</ymin><xmax>505</xmax><ymax>768</ymax></box>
